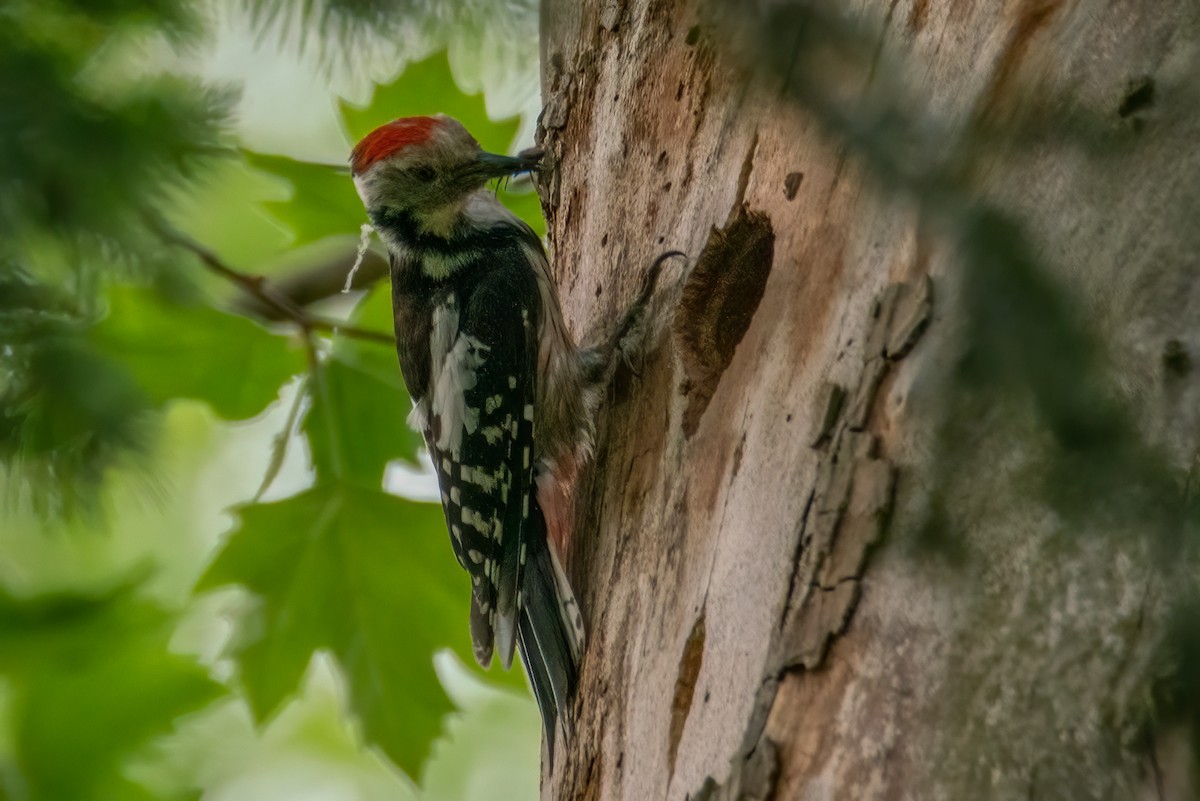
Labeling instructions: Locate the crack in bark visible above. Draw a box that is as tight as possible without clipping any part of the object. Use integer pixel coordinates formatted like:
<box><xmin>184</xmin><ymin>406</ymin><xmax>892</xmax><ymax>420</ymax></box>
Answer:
<box><xmin>669</xmin><ymin>609</ymin><xmax>708</xmax><ymax>777</ymax></box>
<box><xmin>976</xmin><ymin>0</ymin><xmax>1062</xmax><ymax>128</ymax></box>
<box><xmin>731</xmin><ymin>130</ymin><xmax>759</xmax><ymax>221</ymax></box>
<box><xmin>778</xmin><ymin>490</ymin><xmax>816</xmax><ymax>636</ymax></box>
<box><xmin>1147</xmin><ymin>732</ymin><xmax>1166</xmax><ymax>801</ymax></box>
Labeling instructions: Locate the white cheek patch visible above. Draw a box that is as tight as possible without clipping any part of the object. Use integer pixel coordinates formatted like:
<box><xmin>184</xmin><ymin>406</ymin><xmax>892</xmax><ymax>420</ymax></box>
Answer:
<box><xmin>352</xmin><ymin>173</ymin><xmax>373</xmax><ymax>207</ymax></box>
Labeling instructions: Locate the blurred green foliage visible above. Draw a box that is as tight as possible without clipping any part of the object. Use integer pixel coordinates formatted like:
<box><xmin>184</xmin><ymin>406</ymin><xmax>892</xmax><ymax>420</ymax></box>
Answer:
<box><xmin>91</xmin><ymin>287</ymin><xmax>305</xmax><ymax>418</ymax></box>
<box><xmin>305</xmin><ymin>345</ymin><xmax>424</xmax><ymax>488</ymax></box>
<box><xmin>0</xmin><ymin>588</ymin><xmax>220</xmax><ymax>801</ymax></box>
<box><xmin>0</xmin><ymin>0</ymin><xmax>541</xmax><ymax>798</ymax></box>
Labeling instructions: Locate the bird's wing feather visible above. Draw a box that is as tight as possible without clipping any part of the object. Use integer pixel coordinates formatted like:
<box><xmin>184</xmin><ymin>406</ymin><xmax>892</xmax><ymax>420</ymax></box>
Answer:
<box><xmin>427</xmin><ymin>266</ymin><xmax>537</xmax><ymax>670</ymax></box>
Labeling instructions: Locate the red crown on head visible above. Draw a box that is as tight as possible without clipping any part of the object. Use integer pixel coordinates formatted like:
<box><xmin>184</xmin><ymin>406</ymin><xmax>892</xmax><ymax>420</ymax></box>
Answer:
<box><xmin>350</xmin><ymin>116</ymin><xmax>442</xmax><ymax>175</ymax></box>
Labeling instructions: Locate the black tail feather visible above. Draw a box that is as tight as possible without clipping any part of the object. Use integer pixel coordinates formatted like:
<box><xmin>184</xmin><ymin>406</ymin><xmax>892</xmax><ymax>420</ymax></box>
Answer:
<box><xmin>517</xmin><ymin>531</ymin><xmax>579</xmax><ymax>771</ymax></box>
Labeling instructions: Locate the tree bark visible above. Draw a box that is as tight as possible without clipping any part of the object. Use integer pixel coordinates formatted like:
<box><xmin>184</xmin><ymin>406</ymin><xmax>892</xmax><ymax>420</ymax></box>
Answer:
<box><xmin>536</xmin><ymin>1</ymin><xmax>1200</xmax><ymax>799</ymax></box>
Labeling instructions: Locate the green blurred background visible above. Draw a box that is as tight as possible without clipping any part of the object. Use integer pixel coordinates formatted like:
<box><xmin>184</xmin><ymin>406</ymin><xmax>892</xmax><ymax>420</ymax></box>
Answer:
<box><xmin>0</xmin><ymin>0</ymin><xmax>545</xmax><ymax>798</ymax></box>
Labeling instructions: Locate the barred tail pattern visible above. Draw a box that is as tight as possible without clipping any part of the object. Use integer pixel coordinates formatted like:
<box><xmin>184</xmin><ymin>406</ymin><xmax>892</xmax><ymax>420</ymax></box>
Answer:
<box><xmin>517</xmin><ymin>494</ymin><xmax>584</xmax><ymax>766</ymax></box>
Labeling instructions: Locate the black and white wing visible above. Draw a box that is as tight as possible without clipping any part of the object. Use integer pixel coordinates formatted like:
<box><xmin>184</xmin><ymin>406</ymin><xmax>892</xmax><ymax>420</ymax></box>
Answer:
<box><xmin>426</xmin><ymin>267</ymin><xmax>537</xmax><ymax>671</ymax></box>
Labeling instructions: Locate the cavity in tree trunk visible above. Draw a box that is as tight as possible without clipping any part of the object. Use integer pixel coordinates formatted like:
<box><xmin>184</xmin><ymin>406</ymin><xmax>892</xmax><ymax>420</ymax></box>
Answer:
<box><xmin>535</xmin><ymin>1</ymin><xmax>1200</xmax><ymax>799</ymax></box>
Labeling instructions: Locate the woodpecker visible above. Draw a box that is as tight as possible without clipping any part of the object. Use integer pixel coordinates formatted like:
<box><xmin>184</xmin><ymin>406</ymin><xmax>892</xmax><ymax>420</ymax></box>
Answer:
<box><xmin>350</xmin><ymin>115</ymin><xmax>589</xmax><ymax>759</ymax></box>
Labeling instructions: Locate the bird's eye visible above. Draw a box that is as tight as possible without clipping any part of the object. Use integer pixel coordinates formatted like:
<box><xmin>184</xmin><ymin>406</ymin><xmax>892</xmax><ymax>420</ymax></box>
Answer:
<box><xmin>413</xmin><ymin>166</ymin><xmax>436</xmax><ymax>182</ymax></box>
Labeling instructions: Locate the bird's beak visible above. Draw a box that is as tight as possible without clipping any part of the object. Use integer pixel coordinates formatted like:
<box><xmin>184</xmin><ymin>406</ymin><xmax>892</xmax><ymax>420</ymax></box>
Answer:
<box><xmin>475</xmin><ymin>148</ymin><xmax>543</xmax><ymax>180</ymax></box>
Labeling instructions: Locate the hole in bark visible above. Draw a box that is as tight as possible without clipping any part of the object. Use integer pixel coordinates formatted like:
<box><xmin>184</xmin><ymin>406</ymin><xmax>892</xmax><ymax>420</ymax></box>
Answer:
<box><xmin>1164</xmin><ymin>339</ymin><xmax>1190</xmax><ymax>377</ymax></box>
<box><xmin>731</xmin><ymin>433</ymin><xmax>746</xmax><ymax>478</ymax></box>
<box><xmin>784</xmin><ymin>171</ymin><xmax>804</xmax><ymax>200</ymax></box>
<box><xmin>601</xmin><ymin>233</ymin><xmax>608</xmax><ymax>247</ymax></box>
<box><xmin>685</xmin><ymin>24</ymin><xmax>701</xmax><ymax>45</ymax></box>
<box><xmin>674</xmin><ymin>206</ymin><xmax>776</xmax><ymax>436</ymax></box>
<box><xmin>595</xmin><ymin>282</ymin><xmax>603</xmax><ymax>298</ymax></box>
<box><xmin>1119</xmin><ymin>76</ymin><xmax>1155</xmax><ymax>118</ymax></box>
<box><xmin>669</xmin><ymin>610</ymin><xmax>706</xmax><ymax>776</ymax></box>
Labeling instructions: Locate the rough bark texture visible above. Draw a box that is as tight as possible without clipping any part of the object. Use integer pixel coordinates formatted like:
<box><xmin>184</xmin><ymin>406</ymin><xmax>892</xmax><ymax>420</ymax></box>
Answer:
<box><xmin>536</xmin><ymin>1</ymin><xmax>1200</xmax><ymax>799</ymax></box>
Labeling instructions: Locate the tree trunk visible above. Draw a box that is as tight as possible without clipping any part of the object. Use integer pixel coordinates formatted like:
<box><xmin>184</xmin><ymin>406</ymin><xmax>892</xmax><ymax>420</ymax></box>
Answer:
<box><xmin>535</xmin><ymin>1</ymin><xmax>1200</xmax><ymax>799</ymax></box>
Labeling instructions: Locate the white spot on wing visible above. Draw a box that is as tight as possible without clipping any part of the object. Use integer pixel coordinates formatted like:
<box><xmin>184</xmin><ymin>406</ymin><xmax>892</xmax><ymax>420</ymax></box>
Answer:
<box><xmin>432</xmin><ymin>333</ymin><xmax>489</xmax><ymax>452</ymax></box>
<box><xmin>430</xmin><ymin>296</ymin><xmax>459</xmax><ymax>369</ymax></box>
<box><xmin>407</xmin><ymin>400</ymin><xmax>428</xmax><ymax>432</ymax></box>
<box><xmin>462</xmin><ymin>465</ymin><xmax>499</xmax><ymax>492</ymax></box>
<box><xmin>461</xmin><ymin>507</ymin><xmax>492</xmax><ymax>535</ymax></box>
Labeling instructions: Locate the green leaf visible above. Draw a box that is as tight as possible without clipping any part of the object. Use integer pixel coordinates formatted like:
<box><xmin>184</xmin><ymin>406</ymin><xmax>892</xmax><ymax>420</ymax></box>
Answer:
<box><xmin>338</xmin><ymin>52</ymin><xmax>519</xmax><ymax>154</ymax></box>
<box><xmin>165</xmin><ymin>157</ymin><xmax>293</xmax><ymax>268</ymax></box>
<box><xmin>304</xmin><ymin>342</ymin><xmax>422</xmax><ymax>487</ymax></box>
<box><xmin>91</xmin><ymin>286</ymin><xmax>305</xmax><ymax>420</ymax></box>
<box><xmin>422</xmin><ymin>654</ymin><xmax>540</xmax><ymax>801</ymax></box>
<box><xmin>244</xmin><ymin>152</ymin><xmax>365</xmax><ymax>249</ymax></box>
<box><xmin>198</xmin><ymin>484</ymin><xmax>471</xmax><ymax>775</ymax></box>
<box><xmin>0</xmin><ymin>589</ymin><xmax>220</xmax><ymax>801</ymax></box>
<box><xmin>498</xmin><ymin>185</ymin><xmax>545</xmax><ymax>238</ymax></box>
<box><xmin>349</xmin><ymin>278</ymin><xmax>396</xmax><ymax>333</ymax></box>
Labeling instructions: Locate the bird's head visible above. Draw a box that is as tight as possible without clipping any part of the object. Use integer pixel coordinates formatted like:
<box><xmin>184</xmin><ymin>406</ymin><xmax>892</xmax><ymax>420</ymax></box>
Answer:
<box><xmin>350</xmin><ymin>115</ymin><xmax>539</xmax><ymax>221</ymax></box>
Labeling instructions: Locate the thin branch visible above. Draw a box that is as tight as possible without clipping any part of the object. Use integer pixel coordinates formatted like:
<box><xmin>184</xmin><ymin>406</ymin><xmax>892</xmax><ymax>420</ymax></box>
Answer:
<box><xmin>229</xmin><ymin>246</ymin><xmax>388</xmax><ymax>320</ymax></box>
<box><xmin>149</xmin><ymin>219</ymin><xmax>395</xmax><ymax>346</ymax></box>
<box><xmin>254</xmin><ymin>374</ymin><xmax>309</xmax><ymax>501</ymax></box>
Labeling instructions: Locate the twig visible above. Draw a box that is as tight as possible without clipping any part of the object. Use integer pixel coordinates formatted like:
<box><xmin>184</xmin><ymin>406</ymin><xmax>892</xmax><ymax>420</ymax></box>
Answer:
<box><xmin>149</xmin><ymin>219</ymin><xmax>394</xmax><ymax>346</ymax></box>
<box><xmin>254</xmin><ymin>374</ymin><xmax>309</xmax><ymax>501</ymax></box>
